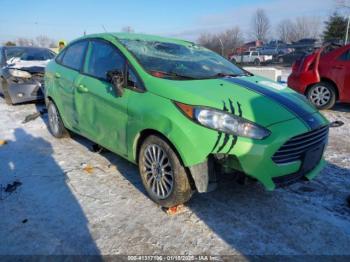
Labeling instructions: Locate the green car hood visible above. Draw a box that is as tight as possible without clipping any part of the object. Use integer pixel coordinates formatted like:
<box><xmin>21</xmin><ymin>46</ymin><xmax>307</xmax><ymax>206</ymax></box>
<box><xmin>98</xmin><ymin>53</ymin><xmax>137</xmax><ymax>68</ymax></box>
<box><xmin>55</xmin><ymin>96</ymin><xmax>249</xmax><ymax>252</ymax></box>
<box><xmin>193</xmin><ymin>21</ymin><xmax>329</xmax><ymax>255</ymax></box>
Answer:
<box><xmin>145</xmin><ymin>75</ymin><xmax>317</xmax><ymax>127</ymax></box>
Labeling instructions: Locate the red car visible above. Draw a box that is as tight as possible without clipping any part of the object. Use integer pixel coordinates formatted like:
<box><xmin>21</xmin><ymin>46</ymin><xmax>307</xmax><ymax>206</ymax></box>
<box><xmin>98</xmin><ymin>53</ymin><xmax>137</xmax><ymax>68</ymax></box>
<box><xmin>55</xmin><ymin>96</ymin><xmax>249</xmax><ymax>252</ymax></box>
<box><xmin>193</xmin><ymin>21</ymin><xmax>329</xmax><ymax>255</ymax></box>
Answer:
<box><xmin>288</xmin><ymin>44</ymin><xmax>350</xmax><ymax>109</ymax></box>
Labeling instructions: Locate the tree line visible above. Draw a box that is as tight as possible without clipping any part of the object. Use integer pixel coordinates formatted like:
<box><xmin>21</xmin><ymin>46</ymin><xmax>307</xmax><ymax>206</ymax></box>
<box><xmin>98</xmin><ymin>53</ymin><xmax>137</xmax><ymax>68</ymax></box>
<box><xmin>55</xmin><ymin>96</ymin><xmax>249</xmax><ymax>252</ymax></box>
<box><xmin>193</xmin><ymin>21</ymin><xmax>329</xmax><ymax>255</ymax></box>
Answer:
<box><xmin>4</xmin><ymin>35</ymin><xmax>57</xmax><ymax>48</ymax></box>
<box><xmin>198</xmin><ymin>9</ymin><xmax>348</xmax><ymax>56</ymax></box>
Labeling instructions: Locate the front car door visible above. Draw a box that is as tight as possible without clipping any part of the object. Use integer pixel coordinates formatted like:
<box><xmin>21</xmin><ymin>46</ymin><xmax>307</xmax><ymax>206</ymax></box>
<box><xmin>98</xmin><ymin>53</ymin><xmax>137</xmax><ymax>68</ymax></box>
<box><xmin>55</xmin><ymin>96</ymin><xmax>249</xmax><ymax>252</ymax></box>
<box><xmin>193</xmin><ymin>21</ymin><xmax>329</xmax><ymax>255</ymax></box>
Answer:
<box><xmin>74</xmin><ymin>39</ymin><xmax>130</xmax><ymax>155</ymax></box>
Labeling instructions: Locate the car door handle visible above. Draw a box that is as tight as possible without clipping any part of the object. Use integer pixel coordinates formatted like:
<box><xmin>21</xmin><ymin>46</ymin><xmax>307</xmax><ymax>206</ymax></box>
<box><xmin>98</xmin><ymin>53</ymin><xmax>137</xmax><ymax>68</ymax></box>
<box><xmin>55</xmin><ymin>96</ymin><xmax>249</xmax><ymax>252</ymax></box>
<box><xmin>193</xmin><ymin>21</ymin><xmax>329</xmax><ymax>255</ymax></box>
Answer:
<box><xmin>55</xmin><ymin>73</ymin><xmax>61</xmax><ymax>78</ymax></box>
<box><xmin>77</xmin><ymin>84</ymin><xmax>89</xmax><ymax>93</ymax></box>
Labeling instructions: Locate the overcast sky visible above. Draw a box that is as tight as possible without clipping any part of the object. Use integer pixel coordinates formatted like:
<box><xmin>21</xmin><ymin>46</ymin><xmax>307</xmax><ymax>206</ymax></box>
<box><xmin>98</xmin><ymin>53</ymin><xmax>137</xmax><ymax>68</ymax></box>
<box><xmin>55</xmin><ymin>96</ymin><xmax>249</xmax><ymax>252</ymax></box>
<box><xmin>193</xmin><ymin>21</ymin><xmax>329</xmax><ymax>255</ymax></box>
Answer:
<box><xmin>0</xmin><ymin>0</ymin><xmax>339</xmax><ymax>43</ymax></box>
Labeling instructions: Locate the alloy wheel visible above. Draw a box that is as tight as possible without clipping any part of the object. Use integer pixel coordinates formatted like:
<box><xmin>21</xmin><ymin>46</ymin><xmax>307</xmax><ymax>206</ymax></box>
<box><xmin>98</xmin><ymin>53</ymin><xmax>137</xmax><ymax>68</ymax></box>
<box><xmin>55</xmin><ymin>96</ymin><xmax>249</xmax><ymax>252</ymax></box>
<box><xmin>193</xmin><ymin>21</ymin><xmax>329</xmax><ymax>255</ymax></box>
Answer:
<box><xmin>143</xmin><ymin>144</ymin><xmax>174</xmax><ymax>199</ymax></box>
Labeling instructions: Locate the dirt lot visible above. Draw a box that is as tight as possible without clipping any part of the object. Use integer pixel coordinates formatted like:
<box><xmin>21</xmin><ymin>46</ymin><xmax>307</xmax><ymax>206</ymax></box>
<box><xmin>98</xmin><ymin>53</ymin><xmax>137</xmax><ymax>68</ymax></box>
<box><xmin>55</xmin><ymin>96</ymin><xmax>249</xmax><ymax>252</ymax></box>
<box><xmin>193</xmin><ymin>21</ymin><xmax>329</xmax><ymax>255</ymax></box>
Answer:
<box><xmin>0</xmin><ymin>96</ymin><xmax>350</xmax><ymax>256</ymax></box>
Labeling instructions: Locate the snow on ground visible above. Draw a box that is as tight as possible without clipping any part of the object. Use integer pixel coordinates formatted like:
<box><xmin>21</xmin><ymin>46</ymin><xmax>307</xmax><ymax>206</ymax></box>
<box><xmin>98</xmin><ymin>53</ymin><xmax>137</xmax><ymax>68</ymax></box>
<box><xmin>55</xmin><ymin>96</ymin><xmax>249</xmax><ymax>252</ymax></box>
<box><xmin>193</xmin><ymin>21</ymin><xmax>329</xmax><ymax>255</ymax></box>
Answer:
<box><xmin>0</xmin><ymin>94</ymin><xmax>350</xmax><ymax>256</ymax></box>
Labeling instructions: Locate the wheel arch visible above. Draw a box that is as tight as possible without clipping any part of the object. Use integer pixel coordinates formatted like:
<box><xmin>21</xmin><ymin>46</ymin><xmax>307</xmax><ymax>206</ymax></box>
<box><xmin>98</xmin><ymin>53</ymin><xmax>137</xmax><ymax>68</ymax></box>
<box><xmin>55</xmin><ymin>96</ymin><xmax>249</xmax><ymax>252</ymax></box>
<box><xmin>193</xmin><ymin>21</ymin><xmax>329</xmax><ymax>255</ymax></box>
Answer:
<box><xmin>305</xmin><ymin>78</ymin><xmax>339</xmax><ymax>100</ymax></box>
<box><xmin>133</xmin><ymin>128</ymin><xmax>197</xmax><ymax>190</ymax></box>
<box><xmin>134</xmin><ymin>129</ymin><xmax>183</xmax><ymax>166</ymax></box>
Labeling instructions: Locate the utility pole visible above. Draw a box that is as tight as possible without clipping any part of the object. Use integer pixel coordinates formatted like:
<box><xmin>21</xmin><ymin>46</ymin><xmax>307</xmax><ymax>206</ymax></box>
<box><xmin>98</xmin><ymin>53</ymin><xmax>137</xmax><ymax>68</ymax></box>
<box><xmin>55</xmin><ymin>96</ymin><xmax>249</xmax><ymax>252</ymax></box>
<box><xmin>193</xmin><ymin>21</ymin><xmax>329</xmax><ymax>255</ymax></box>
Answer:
<box><xmin>346</xmin><ymin>15</ymin><xmax>350</xmax><ymax>44</ymax></box>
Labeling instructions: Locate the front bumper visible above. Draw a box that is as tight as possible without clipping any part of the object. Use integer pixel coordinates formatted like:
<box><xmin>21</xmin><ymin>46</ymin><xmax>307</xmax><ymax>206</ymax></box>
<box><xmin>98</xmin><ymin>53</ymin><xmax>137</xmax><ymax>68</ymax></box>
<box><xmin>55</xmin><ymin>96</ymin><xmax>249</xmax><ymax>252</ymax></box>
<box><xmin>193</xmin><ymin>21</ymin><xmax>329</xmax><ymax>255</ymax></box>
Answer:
<box><xmin>5</xmin><ymin>76</ymin><xmax>44</xmax><ymax>104</ymax></box>
<box><xmin>189</xmin><ymin>113</ymin><xmax>329</xmax><ymax>192</ymax></box>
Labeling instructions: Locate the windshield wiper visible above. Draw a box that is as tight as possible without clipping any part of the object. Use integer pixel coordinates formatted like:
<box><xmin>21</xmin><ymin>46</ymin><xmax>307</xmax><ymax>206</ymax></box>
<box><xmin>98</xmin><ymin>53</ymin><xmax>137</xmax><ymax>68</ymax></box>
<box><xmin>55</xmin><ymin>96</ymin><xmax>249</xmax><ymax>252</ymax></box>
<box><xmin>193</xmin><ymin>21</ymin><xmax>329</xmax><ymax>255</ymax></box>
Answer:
<box><xmin>150</xmin><ymin>70</ymin><xmax>196</xmax><ymax>80</ymax></box>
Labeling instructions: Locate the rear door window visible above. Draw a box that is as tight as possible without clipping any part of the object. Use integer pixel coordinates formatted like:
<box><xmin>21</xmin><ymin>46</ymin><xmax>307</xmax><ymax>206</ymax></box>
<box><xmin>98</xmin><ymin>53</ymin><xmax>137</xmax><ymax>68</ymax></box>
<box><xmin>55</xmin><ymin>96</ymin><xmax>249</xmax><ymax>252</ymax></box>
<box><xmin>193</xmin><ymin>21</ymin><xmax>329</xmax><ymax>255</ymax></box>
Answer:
<box><xmin>61</xmin><ymin>41</ymin><xmax>88</xmax><ymax>71</ymax></box>
<box><xmin>84</xmin><ymin>40</ymin><xmax>125</xmax><ymax>81</ymax></box>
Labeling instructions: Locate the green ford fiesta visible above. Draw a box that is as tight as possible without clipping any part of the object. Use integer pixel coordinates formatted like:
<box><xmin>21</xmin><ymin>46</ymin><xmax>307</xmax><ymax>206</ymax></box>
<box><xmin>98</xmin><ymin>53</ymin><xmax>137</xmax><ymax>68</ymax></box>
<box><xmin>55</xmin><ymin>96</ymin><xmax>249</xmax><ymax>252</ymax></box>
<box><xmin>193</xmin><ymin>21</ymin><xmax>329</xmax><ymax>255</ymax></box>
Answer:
<box><xmin>45</xmin><ymin>33</ymin><xmax>329</xmax><ymax>207</ymax></box>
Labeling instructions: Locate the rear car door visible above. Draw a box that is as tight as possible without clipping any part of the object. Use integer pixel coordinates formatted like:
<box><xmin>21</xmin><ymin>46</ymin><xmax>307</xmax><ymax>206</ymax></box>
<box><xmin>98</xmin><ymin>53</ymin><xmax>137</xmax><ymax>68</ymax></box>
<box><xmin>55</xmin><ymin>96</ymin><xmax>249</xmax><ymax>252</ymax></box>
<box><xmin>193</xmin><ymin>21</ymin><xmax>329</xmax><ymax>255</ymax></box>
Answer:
<box><xmin>251</xmin><ymin>51</ymin><xmax>259</xmax><ymax>62</ymax></box>
<box><xmin>54</xmin><ymin>41</ymin><xmax>88</xmax><ymax>130</ymax></box>
<box><xmin>74</xmin><ymin>39</ymin><xmax>130</xmax><ymax>155</ymax></box>
<box><xmin>242</xmin><ymin>52</ymin><xmax>250</xmax><ymax>63</ymax></box>
<box><xmin>328</xmin><ymin>48</ymin><xmax>350</xmax><ymax>101</ymax></box>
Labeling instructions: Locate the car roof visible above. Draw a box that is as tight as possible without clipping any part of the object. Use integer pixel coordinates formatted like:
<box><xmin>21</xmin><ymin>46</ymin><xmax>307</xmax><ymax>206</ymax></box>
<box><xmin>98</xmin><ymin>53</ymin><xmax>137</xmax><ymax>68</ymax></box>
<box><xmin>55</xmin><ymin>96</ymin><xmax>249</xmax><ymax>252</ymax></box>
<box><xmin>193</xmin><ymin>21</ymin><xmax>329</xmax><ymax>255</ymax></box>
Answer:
<box><xmin>76</xmin><ymin>32</ymin><xmax>194</xmax><ymax>46</ymax></box>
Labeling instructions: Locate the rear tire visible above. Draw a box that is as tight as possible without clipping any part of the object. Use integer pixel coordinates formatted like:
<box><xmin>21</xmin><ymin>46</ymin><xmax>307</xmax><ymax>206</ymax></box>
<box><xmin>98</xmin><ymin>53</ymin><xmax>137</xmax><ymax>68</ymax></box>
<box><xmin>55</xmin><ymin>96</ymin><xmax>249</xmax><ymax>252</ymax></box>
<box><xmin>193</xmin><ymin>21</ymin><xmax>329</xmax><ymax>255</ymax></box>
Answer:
<box><xmin>231</xmin><ymin>58</ymin><xmax>237</xmax><ymax>64</ymax></box>
<box><xmin>47</xmin><ymin>100</ymin><xmax>69</xmax><ymax>138</ymax></box>
<box><xmin>307</xmin><ymin>82</ymin><xmax>336</xmax><ymax>110</ymax></box>
<box><xmin>138</xmin><ymin>135</ymin><xmax>193</xmax><ymax>207</ymax></box>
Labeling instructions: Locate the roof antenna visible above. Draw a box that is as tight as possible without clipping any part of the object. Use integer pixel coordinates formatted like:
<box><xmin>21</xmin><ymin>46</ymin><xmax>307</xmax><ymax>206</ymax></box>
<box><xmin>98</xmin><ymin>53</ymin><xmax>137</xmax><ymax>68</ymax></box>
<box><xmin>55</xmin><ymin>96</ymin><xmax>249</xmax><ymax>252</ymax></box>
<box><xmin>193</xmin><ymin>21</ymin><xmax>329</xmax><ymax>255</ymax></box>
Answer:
<box><xmin>102</xmin><ymin>25</ymin><xmax>107</xmax><ymax>32</ymax></box>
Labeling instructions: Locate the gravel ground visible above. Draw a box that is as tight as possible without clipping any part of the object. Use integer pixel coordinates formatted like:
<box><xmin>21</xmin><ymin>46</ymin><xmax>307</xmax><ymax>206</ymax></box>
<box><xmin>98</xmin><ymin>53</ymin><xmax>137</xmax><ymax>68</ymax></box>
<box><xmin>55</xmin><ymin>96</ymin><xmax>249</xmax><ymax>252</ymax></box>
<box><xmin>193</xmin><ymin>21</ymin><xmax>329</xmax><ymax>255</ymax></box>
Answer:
<box><xmin>0</xmin><ymin>95</ymin><xmax>349</xmax><ymax>256</ymax></box>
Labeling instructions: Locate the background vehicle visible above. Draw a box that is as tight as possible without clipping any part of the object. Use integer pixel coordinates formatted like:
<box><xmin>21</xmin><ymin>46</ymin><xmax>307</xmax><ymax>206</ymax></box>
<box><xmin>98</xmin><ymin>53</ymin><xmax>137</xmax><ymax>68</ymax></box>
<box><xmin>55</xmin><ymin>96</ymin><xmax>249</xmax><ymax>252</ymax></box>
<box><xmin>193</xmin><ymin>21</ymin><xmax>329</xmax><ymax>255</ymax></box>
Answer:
<box><xmin>0</xmin><ymin>46</ymin><xmax>55</xmax><ymax>104</ymax></box>
<box><xmin>230</xmin><ymin>51</ymin><xmax>272</xmax><ymax>65</ymax></box>
<box><xmin>258</xmin><ymin>40</ymin><xmax>290</xmax><ymax>56</ymax></box>
<box><xmin>275</xmin><ymin>50</ymin><xmax>308</xmax><ymax>65</ymax></box>
<box><xmin>288</xmin><ymin>43</ymin><xmax>350</xmax><ymax>109</ymax></box>
<box><xmin>45</xmin><ymin>33</ymin><xmax>329</xmax><ymax>207</ymax></box>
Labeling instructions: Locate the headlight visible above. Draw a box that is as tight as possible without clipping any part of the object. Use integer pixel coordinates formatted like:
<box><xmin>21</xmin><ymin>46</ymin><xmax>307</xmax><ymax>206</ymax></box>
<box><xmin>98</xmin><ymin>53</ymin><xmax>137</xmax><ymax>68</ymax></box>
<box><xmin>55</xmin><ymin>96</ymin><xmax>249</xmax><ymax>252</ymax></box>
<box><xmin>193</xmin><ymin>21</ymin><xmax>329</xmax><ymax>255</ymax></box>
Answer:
<box><xmin>175</xmin><ymin>101</ymin><xmax>270</xmax><ymax>140</ymax></box>
<box><xmin>9</xmin><ymin>69</ymin><xmax>32</xmax><ymax>78</ymax></box>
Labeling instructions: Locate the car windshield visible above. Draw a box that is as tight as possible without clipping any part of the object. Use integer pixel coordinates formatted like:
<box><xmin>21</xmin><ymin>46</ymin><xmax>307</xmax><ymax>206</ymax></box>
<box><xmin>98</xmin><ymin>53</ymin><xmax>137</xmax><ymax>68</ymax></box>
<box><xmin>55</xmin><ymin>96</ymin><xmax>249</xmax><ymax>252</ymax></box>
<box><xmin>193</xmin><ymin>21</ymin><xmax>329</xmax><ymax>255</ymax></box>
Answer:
<box><xmin>119</xmin><ymin>39</ymin><xmax>246</xmax><ymax>80</ymax></box>
<box><xmin>5</xmin><ymin>47</ymin><xmax>55</xmax><ymax>61</ymax></box>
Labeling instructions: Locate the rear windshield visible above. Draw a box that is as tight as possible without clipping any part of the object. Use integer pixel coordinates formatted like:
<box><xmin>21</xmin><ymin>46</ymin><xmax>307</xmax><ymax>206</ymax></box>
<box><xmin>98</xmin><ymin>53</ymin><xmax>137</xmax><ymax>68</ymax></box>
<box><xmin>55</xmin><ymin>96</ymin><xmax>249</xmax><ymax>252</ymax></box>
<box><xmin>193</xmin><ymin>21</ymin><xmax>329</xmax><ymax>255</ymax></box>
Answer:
<box><xmin>5</xmin><ymin>47</ymin><xmax>55</xmax><ymax>61</ymax></box>
<box><xmin>119</xmin><ymin>39</ymin><xmax>246</xmax><ymax>80</ymax></box>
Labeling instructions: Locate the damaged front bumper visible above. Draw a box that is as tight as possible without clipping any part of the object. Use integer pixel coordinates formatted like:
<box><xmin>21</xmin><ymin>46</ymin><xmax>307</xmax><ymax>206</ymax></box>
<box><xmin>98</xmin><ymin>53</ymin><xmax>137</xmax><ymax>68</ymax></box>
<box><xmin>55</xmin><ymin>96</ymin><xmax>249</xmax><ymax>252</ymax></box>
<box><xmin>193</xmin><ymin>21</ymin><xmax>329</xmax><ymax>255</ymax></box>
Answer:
<box><xmin>4</xmin><ymin>74</ymin><xmax>44</xmax><ymax>104</ymax></box>
<box><xmin>188</xmin><ymin>115</ymin><xmax>329</xmax><ymax>193</ymax></box>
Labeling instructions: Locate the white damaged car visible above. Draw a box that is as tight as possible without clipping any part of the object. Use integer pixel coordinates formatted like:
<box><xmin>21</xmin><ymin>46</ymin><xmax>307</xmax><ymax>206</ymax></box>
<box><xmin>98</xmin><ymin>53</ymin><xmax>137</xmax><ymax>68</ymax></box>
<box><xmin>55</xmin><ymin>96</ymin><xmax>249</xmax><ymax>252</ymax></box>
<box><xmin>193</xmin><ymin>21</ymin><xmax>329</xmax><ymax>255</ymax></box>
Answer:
<box><xmin>0</xmin><ymin>46</ymin><xmax>55</xmax><ymax>104</ymax></box>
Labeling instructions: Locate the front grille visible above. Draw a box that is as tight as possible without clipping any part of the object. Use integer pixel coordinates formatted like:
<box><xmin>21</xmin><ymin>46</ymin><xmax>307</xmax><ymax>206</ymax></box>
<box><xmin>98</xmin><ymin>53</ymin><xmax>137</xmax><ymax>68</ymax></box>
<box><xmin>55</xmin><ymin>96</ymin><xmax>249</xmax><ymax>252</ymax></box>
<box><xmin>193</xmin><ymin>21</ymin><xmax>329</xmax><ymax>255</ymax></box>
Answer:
<box><xmin>272</xmin><ymin>125</ymin><xmax>329</xmax><ymax>164</ymax></box>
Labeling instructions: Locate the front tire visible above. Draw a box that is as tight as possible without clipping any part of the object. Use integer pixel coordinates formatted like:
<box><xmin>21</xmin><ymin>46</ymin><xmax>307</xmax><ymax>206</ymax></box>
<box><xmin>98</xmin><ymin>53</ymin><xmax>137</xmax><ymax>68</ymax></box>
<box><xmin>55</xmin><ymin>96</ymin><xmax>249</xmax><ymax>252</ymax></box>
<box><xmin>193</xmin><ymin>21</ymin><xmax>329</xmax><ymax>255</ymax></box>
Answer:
<box><xmin>307</xmin><ymin>82</ymin><xmax>336</xmax><ymax>110</ymax></box>
<box><xmin>138</xmin><ymin>135</ymin><xmax>193</xmax><ymax>207</ymax></box>
<box><xmin>47</xmin><ymin>100</ymin><xmax>69</xmax><ymax>138</ymax></box>
<box><xmin>254</xmin><ymin>59</ymin><xmax>261</xmax><ymax>66</ymax></box>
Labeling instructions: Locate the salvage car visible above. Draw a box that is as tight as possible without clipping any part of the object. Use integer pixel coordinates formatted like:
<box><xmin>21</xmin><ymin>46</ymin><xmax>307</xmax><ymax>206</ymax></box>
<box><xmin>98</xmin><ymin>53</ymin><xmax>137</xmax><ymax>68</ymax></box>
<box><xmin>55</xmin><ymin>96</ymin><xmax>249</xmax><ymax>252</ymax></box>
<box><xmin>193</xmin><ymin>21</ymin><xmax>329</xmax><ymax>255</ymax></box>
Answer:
<box><xmin>288</xmin><ymin>43</ymin><xmax>350</xmax><ymax>109</ymax></box>
<box><xmin>45</xmin><ymin>33</ymin><xmax>329</xmax><ymax>207</ymax></box>
<box><xmin>0</xmin><ymin>46</ymin><xmax>55</xmax><ymax>104</ymax></box>
<box><xmin>230</xmin><ymin>51</ymin><xmax>273</xmax><ymax>65</ymax></box>
<box><xmin>275</xmin><ymin>50</ymin><xmax>308</xmax><ymax>65</ymax></box>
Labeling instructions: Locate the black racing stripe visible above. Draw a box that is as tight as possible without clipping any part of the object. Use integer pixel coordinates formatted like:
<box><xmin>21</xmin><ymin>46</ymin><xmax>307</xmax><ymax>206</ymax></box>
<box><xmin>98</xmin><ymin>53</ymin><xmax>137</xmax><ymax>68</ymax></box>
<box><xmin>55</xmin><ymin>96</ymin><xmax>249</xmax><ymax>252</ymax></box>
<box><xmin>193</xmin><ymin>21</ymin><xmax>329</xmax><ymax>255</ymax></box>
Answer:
<box><xmin>224</xmin><ymin>78</ymin><xmax>317</xmax><ymax>129</ymax></box>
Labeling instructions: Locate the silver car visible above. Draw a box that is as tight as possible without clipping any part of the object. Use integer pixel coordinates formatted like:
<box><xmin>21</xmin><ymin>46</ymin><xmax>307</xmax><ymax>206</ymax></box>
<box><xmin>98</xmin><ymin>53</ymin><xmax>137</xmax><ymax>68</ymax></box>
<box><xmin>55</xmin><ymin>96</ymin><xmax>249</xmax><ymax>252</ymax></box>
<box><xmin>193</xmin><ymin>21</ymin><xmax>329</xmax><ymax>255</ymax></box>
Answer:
<box><xmin>0</xmin><ymin>46</ymin><xmax>56</xmax><ymax>104</ymax></box>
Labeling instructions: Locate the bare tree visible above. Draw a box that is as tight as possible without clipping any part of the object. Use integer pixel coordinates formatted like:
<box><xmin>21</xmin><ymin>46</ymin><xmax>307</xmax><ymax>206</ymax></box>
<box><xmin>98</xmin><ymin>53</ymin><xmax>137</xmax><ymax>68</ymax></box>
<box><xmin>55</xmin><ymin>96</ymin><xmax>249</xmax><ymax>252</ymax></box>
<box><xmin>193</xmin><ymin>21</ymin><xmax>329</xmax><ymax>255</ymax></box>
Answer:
<box><xmin>251</xmin><ymin>8</ymin><xmax>270</xmax><ymax>41</ymax></box>
<box><xmin>198</xmin><ymin>27</ymin><xmax>244</xmax><ymax>57</ymax></box>
<box><xmin>35</xmin><ymin>35</ymin><xmax>56</xmax><ymax>48</ymax></box>
<box><xmin>276</xmin><ymin>17</ymin><xmax>321</xmax><ymax>42</ymax></box>
<box><xmin>16</xmin><ymin>38</ymin><xmax>35</xmax><ymax>47</ymax></box>
<box><xmin>291</xmin><ymin>17</ymin><xmax>319</xmax><ymax>40</ymax></box>
<box><xmin>276</xmin><ymin>19</ymin><xmax>295</xmax><ymax>43</ymax></box>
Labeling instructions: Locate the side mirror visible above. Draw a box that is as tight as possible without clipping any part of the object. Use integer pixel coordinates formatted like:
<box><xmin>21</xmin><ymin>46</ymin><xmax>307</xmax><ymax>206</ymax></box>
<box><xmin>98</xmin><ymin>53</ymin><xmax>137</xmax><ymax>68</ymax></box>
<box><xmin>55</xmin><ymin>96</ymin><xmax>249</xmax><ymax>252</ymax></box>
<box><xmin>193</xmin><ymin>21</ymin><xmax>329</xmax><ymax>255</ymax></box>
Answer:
<box><xmin>107</xmin><ymin>70</ymin><xmax>124</xmax><ymax>97</ymax></box>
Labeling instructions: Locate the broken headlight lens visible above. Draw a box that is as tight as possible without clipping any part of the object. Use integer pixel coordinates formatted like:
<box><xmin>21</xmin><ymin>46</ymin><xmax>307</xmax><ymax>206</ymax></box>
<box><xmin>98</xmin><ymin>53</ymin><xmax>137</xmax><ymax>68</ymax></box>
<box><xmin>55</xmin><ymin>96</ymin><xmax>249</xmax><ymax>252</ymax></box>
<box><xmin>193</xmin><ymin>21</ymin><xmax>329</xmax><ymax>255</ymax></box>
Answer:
<box><xmin>175</xmin><ymin>102</ymin><xmax>270</xmax><ymax>140</ymax></box>
<box><xmin>9</xmin><ymin>69</ymin><xmax>32</xmax><ymax>78</ymax></box>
